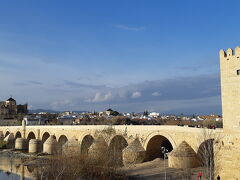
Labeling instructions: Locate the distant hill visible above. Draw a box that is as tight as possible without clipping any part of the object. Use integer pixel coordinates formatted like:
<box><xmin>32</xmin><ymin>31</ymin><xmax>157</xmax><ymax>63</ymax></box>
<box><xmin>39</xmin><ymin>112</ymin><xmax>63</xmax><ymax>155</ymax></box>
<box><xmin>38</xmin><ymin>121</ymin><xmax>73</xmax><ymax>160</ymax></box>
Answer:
<box><xmin>29</xmin><ymin>109</ymin><xmax>87</xmax><ymax>114</ymax></box>
<box><xmin>29</xmin><ymin>109</ymin><xmax>60</xmax><ymax>114</ymax></box>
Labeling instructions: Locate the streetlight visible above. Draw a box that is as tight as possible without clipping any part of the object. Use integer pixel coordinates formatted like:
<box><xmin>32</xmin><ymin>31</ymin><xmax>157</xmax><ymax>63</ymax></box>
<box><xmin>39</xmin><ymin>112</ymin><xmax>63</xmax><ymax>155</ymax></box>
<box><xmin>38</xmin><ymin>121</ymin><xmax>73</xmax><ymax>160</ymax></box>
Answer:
<box><xmin>161</xmin><ymin>146</ymin><xmax>168</xmax><ymax>180</ymax></box>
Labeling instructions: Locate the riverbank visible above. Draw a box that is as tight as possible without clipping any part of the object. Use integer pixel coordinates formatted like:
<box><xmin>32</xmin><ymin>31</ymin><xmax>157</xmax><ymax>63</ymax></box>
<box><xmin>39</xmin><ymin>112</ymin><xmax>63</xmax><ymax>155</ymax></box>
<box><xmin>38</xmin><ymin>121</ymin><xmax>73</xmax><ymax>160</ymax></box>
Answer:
<box><xmin>121</xmin><ymin>158</ymin><xmax>205</xmax><ymax>180</ymax></box>
<box><xmin>0</xmin><ymin>150</ymin><xmax>205</xmax><ymax>180</ymax></box>
<box><xmin>0</xmin><ymin>149</ymin><xmax>126</xmax><ymax>180</ymax></box>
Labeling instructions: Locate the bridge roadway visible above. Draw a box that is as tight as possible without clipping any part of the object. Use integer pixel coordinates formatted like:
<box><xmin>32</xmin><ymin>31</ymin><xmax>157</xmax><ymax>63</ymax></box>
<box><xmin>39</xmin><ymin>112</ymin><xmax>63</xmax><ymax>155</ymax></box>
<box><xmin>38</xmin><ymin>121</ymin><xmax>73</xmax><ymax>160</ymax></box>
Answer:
<box><xmin>0</xmin><ymin>125</ymin><xmax>220</xmax><ymax>159</ymax></box>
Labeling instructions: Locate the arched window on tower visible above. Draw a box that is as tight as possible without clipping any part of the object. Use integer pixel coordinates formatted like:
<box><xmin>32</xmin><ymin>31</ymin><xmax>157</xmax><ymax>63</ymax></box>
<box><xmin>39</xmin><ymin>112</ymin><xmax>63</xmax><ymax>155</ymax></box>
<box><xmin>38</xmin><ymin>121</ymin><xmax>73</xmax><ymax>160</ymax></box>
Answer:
<box><xmin>237</xmin><ymin>69</ymin><xmax>240</xmax><ymax>75</ymax></box>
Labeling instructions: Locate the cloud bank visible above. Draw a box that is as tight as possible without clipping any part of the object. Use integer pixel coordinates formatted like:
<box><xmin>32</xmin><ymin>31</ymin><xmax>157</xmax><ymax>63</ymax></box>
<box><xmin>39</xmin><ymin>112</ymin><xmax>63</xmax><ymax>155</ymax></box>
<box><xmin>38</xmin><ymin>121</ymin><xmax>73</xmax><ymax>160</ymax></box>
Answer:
<box><xmin>37</xmin><ymin>73</ymin><xmax>221</xmax><ymax>114</ymax></box>
<box><xmin>0</xmin><ymin>53</ymin><xmax>221</xmax><ymax>114</ymax></box>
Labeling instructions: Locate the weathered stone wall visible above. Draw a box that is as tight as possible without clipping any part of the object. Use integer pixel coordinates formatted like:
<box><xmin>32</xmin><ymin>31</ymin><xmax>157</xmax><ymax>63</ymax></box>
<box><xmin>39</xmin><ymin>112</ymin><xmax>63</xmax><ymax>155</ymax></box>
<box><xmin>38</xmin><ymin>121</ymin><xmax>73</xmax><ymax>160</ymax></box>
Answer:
<box><xmin>219</xmin><ymin>47</ymin><xmax>240</xmax><ymax>179</ymax></box>
<box><xmin>220</xmin><ymin>47</ymin><xmax>240</xmax><ymax>129</ymax></box>
<box><xmin>217</xmin><ymin>129</ymin><xmax>240</xmax><ymax>179</ymax></box>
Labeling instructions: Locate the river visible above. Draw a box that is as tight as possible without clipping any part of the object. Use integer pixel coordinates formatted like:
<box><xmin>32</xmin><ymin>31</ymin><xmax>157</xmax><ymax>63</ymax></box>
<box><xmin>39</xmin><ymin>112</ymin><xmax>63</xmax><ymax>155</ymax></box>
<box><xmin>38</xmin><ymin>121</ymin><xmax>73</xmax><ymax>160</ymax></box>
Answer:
<box><xmin>0</xmin><ymin>151</ymin><xmax>33</xmax><ymax>180</ymax></box>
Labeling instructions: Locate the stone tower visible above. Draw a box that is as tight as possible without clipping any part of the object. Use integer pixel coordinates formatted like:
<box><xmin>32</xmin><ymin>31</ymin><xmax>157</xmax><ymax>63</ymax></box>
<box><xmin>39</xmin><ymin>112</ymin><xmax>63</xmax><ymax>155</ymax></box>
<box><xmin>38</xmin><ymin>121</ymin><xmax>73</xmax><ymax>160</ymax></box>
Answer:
<box><xmin>220</xmin><ymin>46</ymin><xmax>240</xmax><ymax>129</ymax></box>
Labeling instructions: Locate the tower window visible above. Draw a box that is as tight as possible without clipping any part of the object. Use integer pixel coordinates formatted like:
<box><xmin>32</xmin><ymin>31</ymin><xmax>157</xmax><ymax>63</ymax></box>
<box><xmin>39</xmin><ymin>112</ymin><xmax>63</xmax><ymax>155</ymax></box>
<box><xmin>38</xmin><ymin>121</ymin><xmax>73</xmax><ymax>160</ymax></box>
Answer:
<box><xmin>237</xmin><ymin>70</ymin><xmax>240</xmax><ymax>75</ymax></box>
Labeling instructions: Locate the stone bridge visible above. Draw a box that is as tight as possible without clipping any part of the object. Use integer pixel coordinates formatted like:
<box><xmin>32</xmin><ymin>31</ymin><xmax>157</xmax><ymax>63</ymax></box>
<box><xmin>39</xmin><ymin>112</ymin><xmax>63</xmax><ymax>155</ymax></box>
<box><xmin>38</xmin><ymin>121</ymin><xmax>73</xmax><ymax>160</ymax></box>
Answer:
<box><xmin>1</xmin><ymin>124</ymin><xmax>238</xmax><ymax>179</ymax></box>
<box><xmin>0</xmin><ymin>124</ymin><xmax>219</xmax><ymax>162</ymax></box>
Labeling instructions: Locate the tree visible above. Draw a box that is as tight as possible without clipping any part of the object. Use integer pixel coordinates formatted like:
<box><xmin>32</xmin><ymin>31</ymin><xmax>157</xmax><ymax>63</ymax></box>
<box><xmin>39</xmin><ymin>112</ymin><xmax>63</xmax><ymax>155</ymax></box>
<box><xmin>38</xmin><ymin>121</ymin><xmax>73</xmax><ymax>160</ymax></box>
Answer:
<box><xmin>111</xmin><ymin>111</ymin><xmax>119</xmax><ymax>116</ymax></box>
<box><xmin>197</xmin><ymin>129</ymin><xmax>223</xmax><ymax>180</ymax></box>
<box><xmin>143</xmin><ymin>110</ymin><xmax>149</xmax><ymax>116</ymax></box>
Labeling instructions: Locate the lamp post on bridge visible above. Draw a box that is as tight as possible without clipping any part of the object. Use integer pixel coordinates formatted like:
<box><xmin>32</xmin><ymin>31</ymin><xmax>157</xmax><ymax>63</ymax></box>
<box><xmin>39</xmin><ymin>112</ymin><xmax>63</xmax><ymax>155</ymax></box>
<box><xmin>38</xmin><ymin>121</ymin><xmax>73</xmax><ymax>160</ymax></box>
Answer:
<box><xmin>22</xmin><ymin>119</ymin><xmax>26</xmax><ymax>139</ymax></box>
<box><xmin>161</xmin><ymin>146</ymin><xmax>168</xmax><ymax>180</ymax></box>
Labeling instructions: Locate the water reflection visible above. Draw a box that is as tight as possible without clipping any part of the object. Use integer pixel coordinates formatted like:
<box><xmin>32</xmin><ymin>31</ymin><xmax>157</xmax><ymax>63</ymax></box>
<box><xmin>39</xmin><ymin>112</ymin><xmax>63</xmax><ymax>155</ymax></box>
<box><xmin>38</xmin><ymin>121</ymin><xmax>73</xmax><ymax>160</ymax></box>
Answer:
<box><xmin>0</xmin><ymin>153</ymin><xmax>33</xmax><ymax>180</ymax></box>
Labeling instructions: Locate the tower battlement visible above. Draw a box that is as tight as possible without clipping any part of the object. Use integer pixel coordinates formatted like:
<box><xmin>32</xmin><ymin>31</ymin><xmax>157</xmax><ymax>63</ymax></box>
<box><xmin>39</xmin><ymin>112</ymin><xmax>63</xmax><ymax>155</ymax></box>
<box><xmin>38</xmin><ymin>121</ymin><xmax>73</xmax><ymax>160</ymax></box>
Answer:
<box><xmin>220</xmin><ymin>46</ymin><xmax>240</xmax><ymax>58</ymax></box>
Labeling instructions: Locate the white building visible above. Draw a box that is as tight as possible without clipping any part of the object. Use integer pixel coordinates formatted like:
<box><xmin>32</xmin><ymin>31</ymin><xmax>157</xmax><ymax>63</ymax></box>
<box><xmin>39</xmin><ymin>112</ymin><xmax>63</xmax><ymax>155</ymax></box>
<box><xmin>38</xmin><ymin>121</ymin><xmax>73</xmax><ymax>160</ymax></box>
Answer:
<box><xmin>149</xmin><ymin>112</ymin><xmax>160</xmax><ymax>118</ymax></box>
<box><xmin>24</xmin><ymin>115</ymin><xmax>46</xmax><ymax>125</ymax></box>
<box><xmin>57</xmin><ymin>115</ymin><xmax>76</xmax><ymax>125</ymax></box>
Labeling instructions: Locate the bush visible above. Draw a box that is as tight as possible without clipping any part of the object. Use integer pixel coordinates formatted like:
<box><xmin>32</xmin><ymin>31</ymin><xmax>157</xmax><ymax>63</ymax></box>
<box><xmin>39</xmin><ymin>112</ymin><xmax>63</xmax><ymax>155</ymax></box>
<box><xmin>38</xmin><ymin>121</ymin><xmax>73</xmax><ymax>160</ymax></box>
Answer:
<box><xmin>0</xmin><ymin>139</ymin><xmax>7</xmax><ymax>149</ymax></box>
<box><xmin>31</xmin><ymin>127</ymin><xmax>127</xmax><ymax>180</ymax></box>
<box><xmin>33</xmin><ymin>154</ymin><xmax>127</xmax><ymax>180</ymax></box>
<box><xmin>111</xmin><ymin>116</ymin><xmax>131</xmax><ymax>125</ymax></box>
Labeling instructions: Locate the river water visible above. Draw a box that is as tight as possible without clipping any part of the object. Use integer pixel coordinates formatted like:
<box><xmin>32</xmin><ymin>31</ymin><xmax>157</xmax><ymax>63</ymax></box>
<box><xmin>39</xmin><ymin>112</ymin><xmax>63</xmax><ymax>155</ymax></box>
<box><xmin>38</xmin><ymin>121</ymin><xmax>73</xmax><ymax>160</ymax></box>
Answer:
<box><xmin>0</xmin><ymin>151</ymin><xmax>33</xmax><ymax>180</ymax></box>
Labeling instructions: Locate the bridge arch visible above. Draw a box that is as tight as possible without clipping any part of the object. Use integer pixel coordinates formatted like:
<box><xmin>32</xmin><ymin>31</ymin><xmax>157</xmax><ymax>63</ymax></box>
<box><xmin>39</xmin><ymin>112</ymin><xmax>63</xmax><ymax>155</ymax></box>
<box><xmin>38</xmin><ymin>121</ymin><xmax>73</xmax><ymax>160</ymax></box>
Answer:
<box><xmin>42</xmin><ymin>132</ymin><xmax>51</xmax><ymax>143</ymax></box>
<box><xmin>144</xmin><ymin>132</ymin><xmax>176</xmax><ymax>161</ymax></box>
<box><xmin>108</xmin><ymin>135</ymin><xmax>128</xmax><ymax>166</ymax></box>
<box><xmin>58</xmin><ymin>135</ymin><xmax>68</xmax><ymax>153</ymax></box>
<box><xmin>27</xmin><ymin>165</ymin><xmax>35</xmax><ymax>173</ymax></box>
<box><xmin>80</xmin><ymin>134</ymin><xmax>94</xmax><ymax>155</ymax></box>
<box><xmin>197</xmin><ymin>139</ymin><xmax>214</xmax><ymax>166</ymax></box>
<box><xmin>27</xmin><ymin>131</ymin><xmax>36</xmax><ymax>141</ymax></box>
<box><xmin>15</xmin><ymin>131</ymin><xmax>22</xmax><ymax>139</ymax></box>
<box><xmin>58</xmin><ymin>135</ymin><xmax>68</xmax><ymax>144</ymax></box>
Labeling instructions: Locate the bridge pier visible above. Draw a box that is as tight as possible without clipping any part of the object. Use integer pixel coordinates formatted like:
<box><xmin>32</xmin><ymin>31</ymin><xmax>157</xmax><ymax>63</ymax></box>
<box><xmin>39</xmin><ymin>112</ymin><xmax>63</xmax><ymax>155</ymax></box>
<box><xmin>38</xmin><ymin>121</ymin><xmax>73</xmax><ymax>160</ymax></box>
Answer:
<box><xmin>15</xmin><ymin>138</ymin><xmax>28</xmax><ymax>150</ymax></box>
<box><xmin>168</xmin><ymin>141</ymin><xmax>199</xmax><ymax>168</ymax></box>
<box><xmin>4</xmin><ymin>133</ymin><xmax>14</xmax><ymax>149</ymax></box>
<box><xmin>122</xmin><ymin>139</ymin><xmax>146</xmax><ymax>166</ymax></box>
<box><xmin>29</xmin><ymin>139</ymin><xmax>42</xmax><ymax>153</ymax></box>
<box><xmin>43</xmin><ymin>135</ymin><xmax>59</xmax><ymax>155</ymax></box>
<box><xmin>63</xmin><ymin>137</ymin><xmax>80</xmax><ymax>155</ymax></box>
<box><xmin>88</xmin><ymin>137</ymin><xmax>108</xmax><ymax>161</ymax></box>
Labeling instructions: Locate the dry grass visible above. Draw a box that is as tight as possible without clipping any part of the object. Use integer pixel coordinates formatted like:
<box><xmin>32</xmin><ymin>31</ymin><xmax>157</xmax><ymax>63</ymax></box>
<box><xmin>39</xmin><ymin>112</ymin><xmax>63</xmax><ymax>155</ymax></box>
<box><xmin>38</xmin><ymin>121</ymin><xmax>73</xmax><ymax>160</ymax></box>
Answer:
<box><xmin>32</xmin><ymin>131</ymin><xmax>127</xmax><ymax>180</ymax></box>
<box><xmin>32</xmin><ymin>154</ymin><xmax>127</xmax><ymax>180</ymax></box>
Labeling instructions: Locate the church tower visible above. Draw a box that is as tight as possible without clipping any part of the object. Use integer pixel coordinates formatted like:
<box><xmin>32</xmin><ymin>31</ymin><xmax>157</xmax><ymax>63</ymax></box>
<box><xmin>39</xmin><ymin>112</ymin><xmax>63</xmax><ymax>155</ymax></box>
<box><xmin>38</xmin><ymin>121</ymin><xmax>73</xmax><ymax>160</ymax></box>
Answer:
<box><xmin>220</xmin><ymin>46</ymin><xmax>240</xmax><ymax>129</ymax></box>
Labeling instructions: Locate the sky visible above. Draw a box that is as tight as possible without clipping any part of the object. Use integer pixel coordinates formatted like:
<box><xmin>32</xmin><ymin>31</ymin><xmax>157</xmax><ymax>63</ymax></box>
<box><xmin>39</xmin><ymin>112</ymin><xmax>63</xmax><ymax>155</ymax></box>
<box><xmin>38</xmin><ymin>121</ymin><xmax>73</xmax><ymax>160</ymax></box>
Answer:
<box><xmin>0</xmin><ymin>0</ymin><xmax>240</xmax><ymax>114</ymax></box>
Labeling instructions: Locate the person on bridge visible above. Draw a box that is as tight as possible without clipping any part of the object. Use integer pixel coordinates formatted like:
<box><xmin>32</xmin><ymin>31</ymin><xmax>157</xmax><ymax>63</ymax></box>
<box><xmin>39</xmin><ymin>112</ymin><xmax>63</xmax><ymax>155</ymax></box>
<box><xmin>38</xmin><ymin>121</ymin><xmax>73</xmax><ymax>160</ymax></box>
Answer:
<box><xmin>197</xmin><ymin>171</ymin><xmax>202</xmax><ymax>180</ymax></box>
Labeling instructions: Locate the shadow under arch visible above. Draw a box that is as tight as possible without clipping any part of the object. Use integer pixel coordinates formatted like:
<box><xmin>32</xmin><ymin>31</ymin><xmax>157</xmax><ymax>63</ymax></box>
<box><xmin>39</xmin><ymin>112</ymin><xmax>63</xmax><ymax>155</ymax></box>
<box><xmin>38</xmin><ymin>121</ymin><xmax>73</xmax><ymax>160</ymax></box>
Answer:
<box><xmin>197</xmin><ymin>139</ymin><xmax>214</xmax><ymax>167</ymax></box>
<box><xmin>5</xmin><ymin>131</ymin><xmax>10</xmax><ymax>137</ymax></box>
<box><xmin>15</xmin><ymin>131</ymin><xmax>22</xmax><ymax>139</ymax></box>
<box><xmin>108</xmin><ymin>135</ymin><xmax>128</xmax><ymax>166</ymax></box>
<box><xmin>80</xmin><ymin>134</ymin><xmax>94</xmax><ymax>155</ymax></box>
<box><xmin>27</xmin><ymin>165</ymin><xmax>35</xmax><ymax>173</ymax></box>
<box><xmin>144</xmin><ymin>132</ymin><xmax>176</xmax><ymax>161</ymax></box>
<box><xmin>58</xmin><ymin>135</ymin><xmax>68</xmax><ymax>153</ymax></box>
<box><xmin>27</xmin><ymin>132</ymin><xmax>36</xmax><ymax>141</ymax></box>
<box><xmin>42</xmin><ymin>132</ymin><xmax>51</xmax><ymax>143</ymax></box>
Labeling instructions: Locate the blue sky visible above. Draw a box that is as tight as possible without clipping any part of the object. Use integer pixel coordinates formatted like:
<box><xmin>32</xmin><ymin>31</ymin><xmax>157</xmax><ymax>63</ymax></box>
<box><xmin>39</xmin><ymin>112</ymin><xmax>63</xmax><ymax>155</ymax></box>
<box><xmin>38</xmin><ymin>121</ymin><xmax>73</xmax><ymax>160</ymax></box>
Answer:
<box><xmin>0</xmin><ymin>0</ymin><xmax>239</xmax><ymax>114</ymax></box>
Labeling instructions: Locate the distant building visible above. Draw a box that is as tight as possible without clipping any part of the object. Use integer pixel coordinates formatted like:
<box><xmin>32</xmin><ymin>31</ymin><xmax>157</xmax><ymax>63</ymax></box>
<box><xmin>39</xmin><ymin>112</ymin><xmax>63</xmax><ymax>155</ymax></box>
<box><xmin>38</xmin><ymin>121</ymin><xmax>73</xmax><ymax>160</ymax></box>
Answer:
<box><xmin>23</xmin><ymin>115</ymin><xmax>46</xmax><ymax>125</ymax></box>
<box><xmin>149</xmin><ymin>112</ymin><xmax>160</xmax><ymax>118</ymax></box>
<box><xmin>57</xmin><ymin>114</ymin><xmax>77</xmax><ymax>125</ymax></box>
<box><xmin>198</xmin><ymin>114</ymin><xmax>222</xmax><ymax>122</ymax></box>
<box><xmin>99</xmin><ymin>109</ymin><xmax>119</xmax><ymax>117</ymax></box>
<box><xmin>105</xmin><ymin>109</ymin><xmax>113</xmax><ymax>116</ymax></box>
<box><xmin>0</xmin><ymin>97</ymin><xmax>28</xmax><ymax>119</ymax></box>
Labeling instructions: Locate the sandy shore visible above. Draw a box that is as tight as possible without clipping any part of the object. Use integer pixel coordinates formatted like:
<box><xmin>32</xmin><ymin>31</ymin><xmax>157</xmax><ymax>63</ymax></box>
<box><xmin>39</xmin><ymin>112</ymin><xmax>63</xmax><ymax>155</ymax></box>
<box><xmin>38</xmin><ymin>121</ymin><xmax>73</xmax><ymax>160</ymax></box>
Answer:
<box><xmin>120</xmin><ymin>158</ymin><xmax>205</xmax><ymax>180</ymax></box>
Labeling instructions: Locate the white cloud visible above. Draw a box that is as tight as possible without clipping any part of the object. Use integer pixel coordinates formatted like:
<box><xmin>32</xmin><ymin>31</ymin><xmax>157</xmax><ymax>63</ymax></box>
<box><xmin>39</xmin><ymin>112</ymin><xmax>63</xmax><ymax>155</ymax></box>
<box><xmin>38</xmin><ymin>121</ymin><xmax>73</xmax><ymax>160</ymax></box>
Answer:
<box><xmin>114</xmin><ymin>24</ymin><xmax>145</xmax><ymax>32</ymax></box>
<box><xmin>131</xmin><ymin>91</ymin><xmax>141</xmax><ymax>98</ymax></box>
<box><xmin>152</xmin><ymin>92</ymin><xmax>161</xmax><ymax>96</ymax></box>
<box><xmin>88</xmin><ymin>92</ymin><xmax>113</xmax><ymax>102</ymax></box>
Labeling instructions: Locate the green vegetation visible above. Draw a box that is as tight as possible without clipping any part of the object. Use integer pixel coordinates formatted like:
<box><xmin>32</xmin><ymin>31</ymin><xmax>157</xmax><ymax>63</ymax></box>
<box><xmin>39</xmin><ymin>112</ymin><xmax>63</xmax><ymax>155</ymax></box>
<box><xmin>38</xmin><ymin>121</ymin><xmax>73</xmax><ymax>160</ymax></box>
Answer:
<box><xmin>0</xmin><ymin>139</ymin><xmax>6</xmax><ymax>149</ymax></box>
